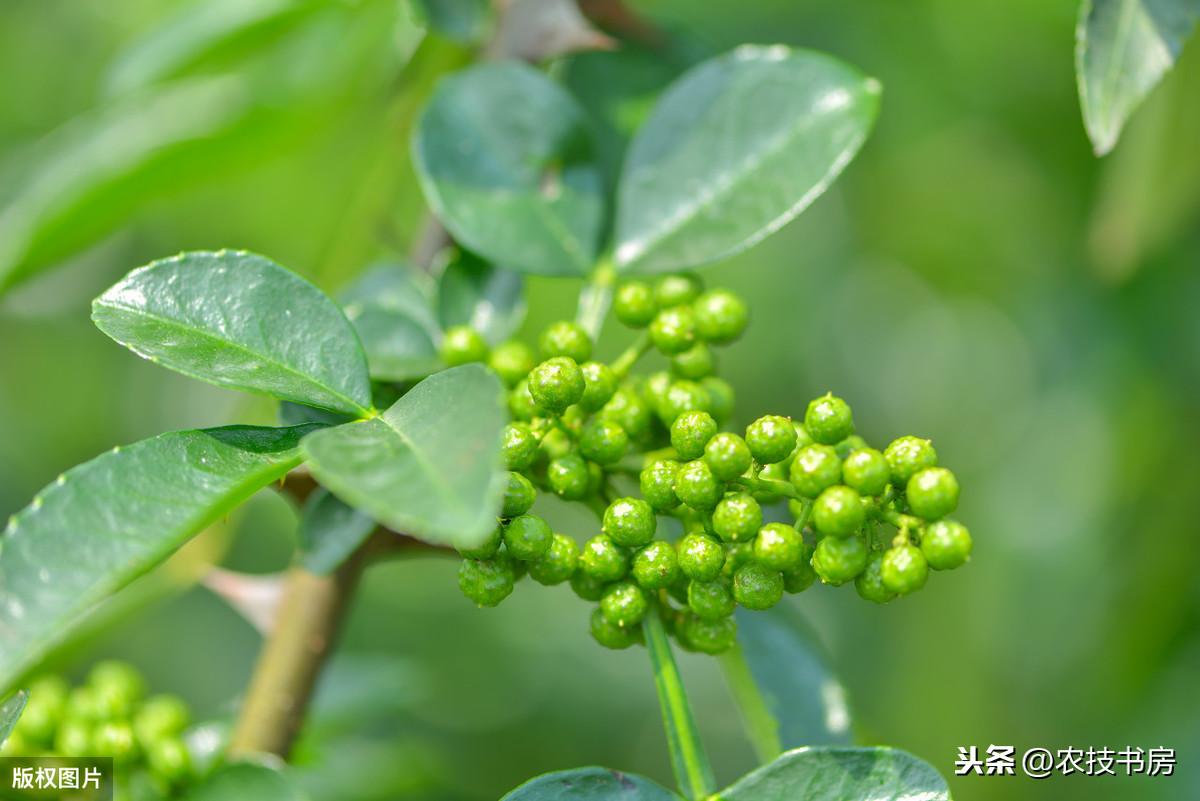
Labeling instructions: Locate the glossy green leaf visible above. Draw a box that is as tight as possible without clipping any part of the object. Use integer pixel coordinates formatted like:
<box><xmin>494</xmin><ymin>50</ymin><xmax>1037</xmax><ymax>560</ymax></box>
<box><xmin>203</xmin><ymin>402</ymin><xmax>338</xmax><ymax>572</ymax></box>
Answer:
<box><xmin>0</xmin><ymin>425</ymin><xmax>313</xmax><ymax>691</ymax></box>
<box><xmin>413</xmin><ymin>61</ymin><xmax>605</xmax><ymax>276</ymax></box>
<box><xmin>297</xmin><ymin>490</ymin><xmax>377</xmax><ymax>575</ymax></box>
<box><xmin>302</xmin><ymin>364</ymin><xmax>507</xmax><ymax>548</ymax></box>
<box><xmin>436</xmin><ymin>250</ymin><xmax>526</xmax><ymax>344</ymax></box>
<box><xmin>502</xmin><ymin>767</ymin><xmax>683</xmax><ymax>801</ymax></box>
<box><xmin>182</xmin><ymin>759</ymin><xmax>308</xmax><ymax>801</ymax></box>
<box><xmin>715</xmin><ymin>746</ymin><xmax>950</xmax><ymax>801</ymax></box>
<box><xmin>1076</xmin><ymin>0</ymin><xmax>1200</xmax><ymax>155</ymax></box>
<box><xmin>0</xmin><ymin>690</ymin><xmax>29</xmax><ymax>746</ymax></box>
<box><xmin>415</xmin><ymin>0</ymin><xmax>493</xmax><ymax>44</ymax></box>
<box><xmin>341</xmin><ymin>265</ymin><xmax>441</xmax><ymax>381</ymax></box>
<box><xmin>93</xmin><ymin>250</ymin><xmax>373</xmax><ymax>417</ymax></box>
<box><xmin>614</xmin><ymin>45</ymin><xmax>880</xmax><ymax>273</ymax></box>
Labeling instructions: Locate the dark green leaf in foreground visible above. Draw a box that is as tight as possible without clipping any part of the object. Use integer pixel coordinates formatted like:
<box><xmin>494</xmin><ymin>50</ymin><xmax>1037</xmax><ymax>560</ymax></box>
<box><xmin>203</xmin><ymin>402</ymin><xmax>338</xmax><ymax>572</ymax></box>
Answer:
<box><xmin>0</xmin><ymin>690</ymin><xmax>29</xmax><ymax>746</ymax></box>
<box><xmin>1076</xmin><ymin>0</ymin><xmax>1200</xmax><ymax>155</ymax></box>
<box><xmin>413</xmin><ymin>61</ymin><xmax>605</xmax><ymax>276</ymax></box>
<box><xmin>501</xmin><ymin>767</ymin><xmax>683</xmax><ymax>801</ymax></box>
<box><xmin>341</xmin><ymin>264</ymin><xmax>441</xmax><ymax>381</ymax></box>
<box><xmin>614</xmin><ymin>45</ymin><xmax>880</xmax><ymax>273</ymax></box>
<box><xmin>297</xmin><ymin>490</ymin><xmax>377</xmax><ymax>575</ymax></box>
<box><xmin>715</xmin><ymin>747</ymin><xmax>950</xmax><ymax>801</ymax></box>
<box><xmin>302</xmin><ymin>364</ymin><xmax>507</xmax><ymax>548</ymax></box>
<box><xmin>0</xmin><ymin>425</ymin><xmax>313</xmax><ymax>691</ymax></box>
<box><xmin>182</xmin><ymin>759</ymin><xmax>308</xmax><ymax>801</ymax></box>
<box><xmin>436</xmin><ymin>250</ymin><xmax>526</xmax><ymax>344</ymax></box>
<box><xmin>93</xmin><ymin>251</ymin><xmax>373</xmax><ymax>417</ymax></box>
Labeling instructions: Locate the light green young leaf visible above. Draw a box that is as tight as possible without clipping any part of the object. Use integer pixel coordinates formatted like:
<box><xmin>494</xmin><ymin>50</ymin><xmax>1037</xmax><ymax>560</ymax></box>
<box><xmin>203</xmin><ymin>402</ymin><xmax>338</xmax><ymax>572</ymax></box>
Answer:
<box><xmin>436</xmin><ymin>250</ymin><xmax>526</xmax><ymax>344</ymax></box>
<box><xmin>1076</xmin><ymin>0</ymin><xmax>1200</xmax><ymax>155</ymax></box>
<box><xmin>413</xmin><ymin>61</ymin><xmax>605</xmax><ymax>276</ymax></box>
<box><xmin>0</xmin><ymin>425</ymin><xmax>314</xmax><ymax>691</ymax></box>
<box><xmin>94</xmin><ymin>251</ymin><xmax>373</xmax><ymax>417</ymax></box>
<box><xmin>297</xmin><ymin>490</ymin><xmax>377</xmax><ymax>575</ymax></box>
<box><xmin>501</xmin><ymin>767</ymin><xmax>683</xmax><ymax>801</ymax></box>
<box><xmin>614</xmin><ymin>45</ymin><xmax>880</xmax><ymax>274</ymax></box>
<box><xmin>182</xmin><ymin>758</ymin><xmax>308</xmax><ymax>801</ymax></box>
<box><xmin>341</xmin><ymin>264</ymin><xmax>441</xmax><ymax>382</ymax></box>
<box><xmin>715</xmin><ymin>746</ymin><xmax>950</xmax><ymax>801</ymax></box>
<box><xmin>0</xmin><ymin>690</ymin><xmax>29</xmax><ymax>747</ymax></box>
<box><xmin>302</xmin><ymin>364</ymin><xmax>507</xmax><ymax>549</ymax></box>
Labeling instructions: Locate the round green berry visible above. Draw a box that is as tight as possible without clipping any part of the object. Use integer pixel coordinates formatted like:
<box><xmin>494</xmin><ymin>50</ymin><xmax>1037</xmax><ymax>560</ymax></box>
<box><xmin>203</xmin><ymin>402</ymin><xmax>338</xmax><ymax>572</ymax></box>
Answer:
<box><xmin>602</xmin><ymin>387</ymin><xmax>653</xmax><ymax>441</ymax></box>
<box><xmin>704</xmin><ymin>432</ymin><xmax>752</xmax><ymax>481</ymax></box>
<box><xmin>670</xmin><ymin>410</ymin><xmax>718</xmax><ymax>460</ymax></box>
<box><xmin>855</xmin><ymin>554</ymin><xmax>897</xmax><ymax>604</ymax></box>
<box><xmin>591</xmin><ymin>608</ymin><xmax>640</xmax><ymax>649</ymax></box>
<box><xmin>459</xmin><ymin>524</ymin><xmax>503</xmax><ymax>560</ymax></box>
<box><xmin>693</xmin><ymin>289</ymin><xmax>748</xmax><ymax>344</ymax></box>
<box><xmin>721</xmin><ymin>541</ymin><xmax>756</xmax><ymax>581</ymax></box>
<box><xmin>600</xmin><ymin>581</ymin><xmax>648</xmax><ymax>627</ymax></box>
<box><xmin>812</xmin><ymin>485</ymin><xmax>865</xmax><ymax>537</ymax></box>
<box><xmin>579</xmin><ymin>535</ymin><xmax>630</xmax><ymax>582</ymax></box>
<box><xmin>881</xmin><ymin>544</ymin><xmax>929</xmax><ymax>595</ymax></box>
<box><xmin>570</xmin><ymin>570</ymin><xmax>607</xmax><ymax>601</ymax></box>
<box><xmin>133</xmin><ymin>695</ymin><xmax>189</xmax><ymax>748</ymax></box>
<box><xmin>539</xmin><ymin>320</ymin><xmax>592</xmax><ymax>362</ymax></box>
<box><xmin>547</xmin><ymin>453</ymin><xmax>590</xmax><ymax>500</ymax></box>
<box><xmin>842</xmin><ymin>447</ymin><xmax>890</xmax><ymax>496</ymax></box>
<box><xmin>835</xmin><ymin>434</ymin><xmax>868</xmax><ymax>460</ymax></box>
<box><xmin>675</xmin><ymin>459</ymin><xmax>722</xmax><ymax>510</ymax></box>
<box><xmin>441</xmin><ymin>325</ymin><xmax>489</xmax><ymax>366</ymax></box>
<box><xmin>655</xmin><ymin>272</ymin><xmax>704</xmax><ymax>307</ymax></box>
<box><xmin>688</xmin><ymin>580</ymin><xmax>735</xmax><ymax>620</ymax></box>
<box><xmin>614</xmin><ymin>281</ymin><xmax>657</xmax><ymax>328</ymax></box>
<box><xmin>579</xmin><ymin>361</ymin><xmax>618</xmax><ymax>412</ymax></box>
<box><xmin>906</xmin><ymin>467</ymin><xmax>960</xmax><ymax>520</ymax></box>
<box><xmin>509</xmin><ymin>379</ymin><xmax>537</xmax><ymax>421</ymax></box>
<box><xmin>804</xmin><ymin>393</ymin><xmax>854</xmax><ymax>445</ymax></box>
<box><xmin>884</xmin><ymin>436</ymin><xmax>938</xmax><ymax>486</ymax></box>
<box><xmin>643</xmin><ymin>371</ymin><xmax>673</xmax><ymax>408</ymax></box>
<box><xmin>921</xmin><ymin>520</ymin><xmax>972</xmax><ymax>570</ymax></box>
<box><xmin>659</xmin><ymin>378</ymin><xmax>713</xmax><ymax>426</ymax></box>
<box><xmin>745</xmin><ymin>415</ymin><xmax>797</xmax><ymax>465</ymax></box>
<box><xmin>579</xmin><ymin>417</ymin><xmax>628</xmax><ymax>465</ymax></box>
<box><xmin>603</xmin><ymin>497</ymin><xmax>656</xmax><ymax>547</ymax></box>
<box><xmin>55</xmin><ymin>718</ymin><xmax>93</xmax><ymax>757</ymax></box>
<box><xmin>503</xmin><ymin>514</ymin><xmax>552</xmax><ymax>561</ymax></box>
<box><xmin>528</xmin><ymin>357</ymin><xmax>585</xmax><ymax>414</ymax></box>
<box><xmin>712</xmin><ymin>493</ymin><xmax>763</xmax><ymax>543</ymax></box>
<box><xmin>147</xmin><ymin>736</ymin><xmax>192</xmax><ymax>784</ymax></box>
<box><xmin>677</xmin><ymin>533</ymin><xmax>725</xmax><ymax>581</ymax></box>
<box><xmin>782</xmin><ymin>547</ymin><xmax>817</xmax><ymax>593</ymax></box>
<box><xmin>528</xmin><ymin>533</ymin><xmax>579</xmax><ymax>585</ymax></box>
<box><xmin>670</xmin><ymin>343</ymin><xmax>715</xmax><ymax>379</ymax></box>
<box><xmin>649</xmin><ymin>306</ymin><xmax>697</xmax><ymax>355</ymax></box>
<box><xmin>640</xmin><ymin>459</ymin><xmax>680</xmax><ymax>511</ymax></box>
<box><xmin>701</xmin><ymin>377</ymin><xmax>735</xmax><ymax>424</ymax></box>
<box><xmin>753</xmin><ymin>522</ymin><xmax>804</xmax><ymax>571</ymax></box>
<box><xmin>94</xmin><ymin>720</ymin><xmax>138</xmax><ymax>762</ymax></box>
<box><xmin>632</xmin><ymin>541</ymin><xmax>680</xmax><ymax>590</ymax></box>
<box><xmin>789</xmin><ymin>444</ymin><xmax>843</xmax><ymax>497</ymax></box>
<box><xmin>679</xmin><ymin>613</ymin><xmax>736</xmax><ymax>655</ymax></box>
<box><xmin>811</xmin><ymin>535</ymin><xmax>868</xmax><ymax>585</ymax></box>
<box><xmin>732</xmin><ymin>563</ymin><xmax>784</xmax><ymax>610</ymax></box>
<box><xmin>501</xmin><ymin>471</ymin><xmax>536</xmax><ymax>518</ymax></box>
<box><xmin>501</xmin><ymin>423</ymin><xmax>538</xmax><ymax>470</ymax></box>
<box><xmin>66</xmin><ymin>686</ymin><xmax>102</xmax><ymax>722</ymax></box>
<box><xmin>90</xmin><ymin>661</ymin><xmax>143</xmax><ymax>718</ymax></box>
<box><xmin>488</xmin><ymin>341</ymin><xmax>535</xmax><ymax>387</ymax></box>
<box><xmin>457</xmin><ymin>557</ymin><xmax>516</xmax><ymax>607</ymax></box>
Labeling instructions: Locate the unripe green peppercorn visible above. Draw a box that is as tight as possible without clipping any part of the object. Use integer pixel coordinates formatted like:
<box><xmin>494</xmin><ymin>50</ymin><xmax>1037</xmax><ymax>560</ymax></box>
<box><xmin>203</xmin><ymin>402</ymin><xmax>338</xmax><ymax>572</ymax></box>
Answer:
<box><xmin>441</xmin><ymin>325</ymin><xmax>489</xmax><ymax>366</ymax></box>
<box><xmin>649</xmin><ymin>306</ymin><xmax>698</xmax><ymax>355</ymax></box>
<box><xmin>133</xmin><ymin>695</ymin><xmax>189</xmax><ymax>748</ymax></box>
<box><xmin>842</xmin><ymin>447</ymin><xmax>890</xmax><ymax>496</ymax></box>
<box><xmin>93</xmin><ymin>720</ymin><xmax>138</xmax><ymax>762</ymax></box>
<box><xmin>503</xmin><ymin>514</ymin><xmax>553</xmax><ymax>561</ymax></box>
<box><xmin>693</xmin><ymin>289</ymin><xmax>749</xmax><ymax>344</ymax></box>
<box><xmin>701</xmin><ymin>377</ymin><xmax>735</xmax><ymax>424</ymax></box>
<box><xmin>579</xmin><ymin>361</ymin><xmax>618</xmax><ymax>412</ymax></box>
<box><xmin>458</xmin><ymin>524</ymin><xmax>503</xmax><ymax>560</ymax></box>
<box><xmin>600</xmin><ymin>581</ymin><xmax>648</xmax><ymax>627</ymax></box>
<box><xmin>579</xmin><ymin>417</ymin><xmax>629</xmax><ymax>465</ymax></box>
<box><xmin>640</xmin><ymin>459</ymin><xmax>681</xmax><ymax>511</ymax></box>
<box><xmin>457</xmin><ymin>556</ymin><xmax>515</xmax><ymax>607</ymax></box>
<box><xmin>680</xmin><ymin>613</ymin><xmax>736</xmax><ymax>655</ymax></box>
<box><xmin>547</xmin><ymin>453</ymin><xmax>590</xmax><ymax>500</ymax></box>
<box><xmin>671</xmin><ymin>343</ymin><xmax>715</xmax><ymax>379</ymax></box>
<box><xmin>812</xmin><ymin>485</ymin><xmax>865</xmax><ymax>537</ymax></box>
<box><xmin>675</xmin><ymin>459</ymin><xmax>722</xmax><ymax>510</ymax></box>
<box><xmin>811</xmin><ymin>535</ymin><xmax>868</xmax><ymax>585</ymax></box>
<box><xmin>488</xmin><ymin>341</ymin><xmax>535</xmax><ymax>387</ymax></box>
<box><xmin>603</xmin><ymin>497</ymin><xmax>656</xmax><ymax>547</ymax></box>
<box><xmin>670</xmin><ymin>410</ymin><xmax>718</xmax><ymax>460</ymax></box>
<box><xmin>884</xmin><ymin>436</ymin><xmax>938</xmax><ymax>486</ymax></box>
<box><xmin>501</xmin><ymin>471</ymin><xmax>536</xmax><ymax>518</ymax></box>
<box><xmin>579</xmin><ymin>535</ymin><xmax>630</xmax><ymax>582</ymax></box>
<box><xmin>509</xmin><ymin>379</ymin><xmax>537</xmax><ymax>421</ymax></box>
<box><xmin>528</xmin><ymin>357</ymin><xmax>585</xmax><ymax>414</ymax></box>
<box><xmin>655</xmin><ymin>272</ymin><xmax>704</xmax><ymax>307</ymax></box>
<box><xmin>745</xmin><ymin>415</ymin><xmax>797</xmax><ymax>464</ymax></box>
<box><xmin>906</xmin><ymin>467</ymin><xmax>960</xmax><ymax>520</ymax></box>
<box><xmin>632</xmin><ymin>541</ymin><xmax>680</xmax><ymax>589</ymax></box>
<box><xmin>753</xmin><ymin>522</ymin><xmax>804</xmax><ymax>571</ymax></box>
<box><xmin>855</xmin><ymin>554</ymin><xmax>897</xmax><ymax>604</ymax></box>
<box><xmin>55</xmin><ymin>719</ymin><xmax>93</xmax><ymax>757</ymax></box>
<box><xmin>881</xmin><ymin>544</ymin><xmax>928</xmax><ymax>595</ymax></box>
<box><xmin>643</xmin><ymin>371</ymin><xmax>673</xmax><ymax>408</ymax></box>
<box><xmin>921</xmin><ymin>519</ymin><xmax>972</xmax><ymax>569</ymax></box>
<box><xmin>502</xmin><ymin>423</ymin><xmax>538</xmax><ymax>470</ymax></box>
<box><xmin>528</xmin><ymin>533</ymin><xmax>579</xmax><ymax>585</ymax></box>
<box><xmin>732</xmin><ymin>563</ymin><xmax>784</xmax><ymax>610</ymax></box>
<box><xmin>711</xmin><ymin>493</ymin><xmax>763</xmax><ymax>543</ymax></box>
<box><xmin>591</xmin><ymin>608</ymin><xmax>640</xmax><ymax>649</ymax></box>
<box><xmin>790</xmin><ymin>444</ymin><xmax>843</xmax><ymax>497</ymax></box>
<box><xmin>721</xmin><ymin>541</ymin><xmax>755</xmax><ymax>581</ymax></box>
<box><xmin>704</xmin><ymin>432</ymin><xmax>752</xmax><ymax>481</ymax></box>
<box><xmin>539</xmin><ymin>320</ymin><xmax>592</xmax><ymax>362</ymax></box>
<box><xmin>688</xmin><ymin>580</ymin><xmax>735</xmax><ymax>620</ymax></box>
<box><xmin>602</xmin><ymin>387</ymin><xmax>653</xmax><ymax>441</ymax></box>
<box><xmin>147</xmin><ymin>737</ymin><xmax>192</xmax><ymax>784</ymax></box>
<box><xmin>804</xmin><ymin>393</ymin><xmax>855</xmax><ymax>445</ymax></box>
<box><xmin>677</xmin><ymin>533</ymin><xmax>725</xmax><ymax>581</ymax></box>
<box><xmin>659</xmin><ymin>379</ymin><xmax>716</xmax><ymax>430</ymax></box>
<box><xmin>570</xmin><ymin>570</ymin><xmax>607</xmax><ymax>601</ymax></box>
<box><xmin>782</xmin><ymin>547</ymin><xmax>817</xmax><ymax>593</ymax></box>
<box><xmin>614</xmin><ymin>281</ymin><xmax>657</xmax><ymax>328</ymax></box>
<box><xmin>835</xmin><ymin>434</ymin><xmax>868</xmax><ymax>460</ymax></box>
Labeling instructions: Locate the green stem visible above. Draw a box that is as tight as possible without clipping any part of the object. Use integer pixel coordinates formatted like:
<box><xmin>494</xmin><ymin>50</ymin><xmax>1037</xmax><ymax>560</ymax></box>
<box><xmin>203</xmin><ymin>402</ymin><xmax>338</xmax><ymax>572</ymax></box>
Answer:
<box><xmin>576</xmin><ymin>257</ymin><xmax>617</xmax><ymax>341</ymax></box>
<box><xmin>611</xmin><ymin>334</ymin><xmax>651</xmax><ymax>379</ymax></box>
<box><xmin>717</xmin><ymin>645</ymin><xmax>782</xmax><ymax>764</ymax></box>
<box><xmin>732</xmin><ymin>475</ymin><xmax>801</xmax><ymax>501</ymax></box>
<box><xmin>643</xmin><ymin>605</ymin><xmax>715</xmax><ymax>800</ymax></box>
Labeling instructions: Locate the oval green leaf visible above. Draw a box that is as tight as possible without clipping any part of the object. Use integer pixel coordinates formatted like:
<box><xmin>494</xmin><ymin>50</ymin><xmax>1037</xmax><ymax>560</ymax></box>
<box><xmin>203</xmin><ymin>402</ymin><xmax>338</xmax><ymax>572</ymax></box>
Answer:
<box><xmin>413</xmin><ymin>61</ymin><xmax>605</xmax><ymax>276</ymax></box>
<box><xmin>0</xmin><ymin>424</ymin><xmax>314</xmax><ymax>691</ymax></box>
<box><xmin>0</xmin><ymin>690</ymin><xmax>29</xmax><ymax>747</ymax></box>
<box><xmin>93</xmin><ymin>251</ymin><xmax>373</xmax><ymax>417</ymax></box>
<box><xmin>716</xmin><ymin>747</ymin><xmax>950</xmax><ymax>801</ymax></box>
<box><xmin>436</xmin><ymin>250</ymin><xmax>526</xmax><ymax>344</ymax></box>
<box><xmin>297</xmin><ymin>490</ymin><xmax>377</xmax><ymax>575</ymax></box>
<box><xmin>502</xmin><ymin>767</ymin><xmax>683</xmax><ymax>801</ymax></box>
<box><xmin>614</xmin><ymin>45</ymin><xmax>880</xmax><ymax>273</ymax></box>
<box><xmin>341</xmin><ymin>264</ymin><xmax>441</xmax><ymax>381</ymax></box>
<box><xmin>1076</xmin><ymin>0</ymin><xmax>1199</xmax><ymax>155</ymax></box>
<box><xmin>302</xmin><ymin>364</ymin><xmax>507</xmax><ymax>548</ymax></box>
<box><xmin>182</xmin><ymin>758</ymin><xmax>308</xmax><ymax>801</ymax></box>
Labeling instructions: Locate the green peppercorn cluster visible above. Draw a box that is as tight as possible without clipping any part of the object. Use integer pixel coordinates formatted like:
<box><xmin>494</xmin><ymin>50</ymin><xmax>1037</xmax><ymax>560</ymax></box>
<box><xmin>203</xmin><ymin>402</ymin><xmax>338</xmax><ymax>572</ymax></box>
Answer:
<box><xmin>2</xmin><ymin>662</ymin><xmax>195</xmax><ymax>794</ymax></box>
<box><xmin>443</xmin><ymin>272</ymin><xmax>973</xmax><ymax>655</ymax></box>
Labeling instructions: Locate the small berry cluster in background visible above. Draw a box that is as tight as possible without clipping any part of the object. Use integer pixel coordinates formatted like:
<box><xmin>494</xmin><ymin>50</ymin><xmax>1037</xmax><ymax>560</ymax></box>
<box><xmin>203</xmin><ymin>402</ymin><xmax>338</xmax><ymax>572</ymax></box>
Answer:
<box><xmin>446</xmin><ymin>272</ymin><xmax>973</xmax><ymax>655</ymax></box>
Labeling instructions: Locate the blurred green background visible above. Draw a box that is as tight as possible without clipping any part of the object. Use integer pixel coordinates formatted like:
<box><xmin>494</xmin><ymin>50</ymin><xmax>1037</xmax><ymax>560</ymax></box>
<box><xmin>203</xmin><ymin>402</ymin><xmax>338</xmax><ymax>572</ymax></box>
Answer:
<box><xmin>1</xmin><ymin>1</ymin><xmax>1197</xmax><ymax>800</ymax></box>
